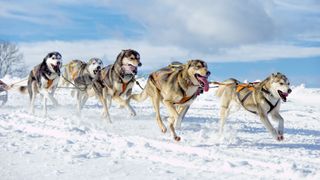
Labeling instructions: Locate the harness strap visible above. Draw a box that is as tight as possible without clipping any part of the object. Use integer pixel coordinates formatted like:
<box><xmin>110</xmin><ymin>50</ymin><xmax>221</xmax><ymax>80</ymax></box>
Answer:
<box><xmin>119</xmin><ymin>82</ymin><xmax>128</xmax><ymax>96</ymax></box>
<box><xmin>47</xmin><ymin>79</ymin><xmax>54</xmax><ymax>88</ymax></box>
<box><xmin>237</xmin><ymin>85</ymin><xmax>280</xmax><ymax>114</ymax></box>
<box><xmin>174</xmin><ymin>94</ymin><xmax>196</xmax><ymax>105</ymax></box>
<box><xmin>262</xmin><ymin>88</ymin><xmax>280</xmax><ymax>113</ymax></box>
<box><xmin>150</xmin><ymin>73</ymin><xmax>197</xmax><ymax>105</ymax></box>
<box><xmin>236</xmin><ymin>86</ymin><xmax>257</xmax><ymax>114</ymax></box>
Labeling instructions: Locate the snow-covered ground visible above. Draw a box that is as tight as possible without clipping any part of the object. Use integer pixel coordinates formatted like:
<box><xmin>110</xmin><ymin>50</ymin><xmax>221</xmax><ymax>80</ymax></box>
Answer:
<box><xmin>0</xmin><ymin>77</ymin><xmax>319</xmax><ymax>180</ymax></box>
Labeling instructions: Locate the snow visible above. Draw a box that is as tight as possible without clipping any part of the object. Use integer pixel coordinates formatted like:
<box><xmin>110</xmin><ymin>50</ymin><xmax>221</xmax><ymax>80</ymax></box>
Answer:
<box><xmin>0</xmin><ymin>77</ymin><xmax>319</xmax><ymax>179</ymax></box>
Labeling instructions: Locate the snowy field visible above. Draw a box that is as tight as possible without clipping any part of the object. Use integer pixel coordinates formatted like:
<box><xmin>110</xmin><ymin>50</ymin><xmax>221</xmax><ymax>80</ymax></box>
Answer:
<box><xmin>0</xmin><ymin>77</ymin><xmax>319</xmax><ymax>180</ymax></box>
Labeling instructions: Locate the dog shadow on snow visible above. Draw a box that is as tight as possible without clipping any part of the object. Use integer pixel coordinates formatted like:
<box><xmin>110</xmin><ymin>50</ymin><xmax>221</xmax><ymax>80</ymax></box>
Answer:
<box><xmin>181</xmin><ymin>116</ymin><xmax>320</xmax><ymax>151</ymax></box>
<box><xmin>229</xmin><ymin>126</ymin><xmax>320</xmax><ymax>151</ymax></box>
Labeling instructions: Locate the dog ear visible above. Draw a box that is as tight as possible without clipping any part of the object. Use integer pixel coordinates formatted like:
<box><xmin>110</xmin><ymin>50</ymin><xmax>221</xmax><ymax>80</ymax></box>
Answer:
<box><xmin>115</xmin><ymin>50</ymin><xmax>126</xmax><ymax>64</ymax></box>
<box><xmin>186</xmin><ymin>60</ymin><xmax>193</xmax><ymax>68</ymax></box>
<box><xmin>42</xmin><ymin>53</ymin><xmax>50</xmax><ymax>64</ymax></box>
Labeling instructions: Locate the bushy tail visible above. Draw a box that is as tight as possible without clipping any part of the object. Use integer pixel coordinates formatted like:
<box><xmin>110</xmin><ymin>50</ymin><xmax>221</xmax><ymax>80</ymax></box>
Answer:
<box><xmin>215</xmin><ymin>85</ymin><xmax>226</xmax><ymax>98</ymax></box>
<box><xmin>215</xmin><ymin>78</ymin><xmax>239</xmax><ymax>97</ymax></box>
<box><xmin>130</xmin><ymin>86</ymin><xmax>148</xmax><ymax>102</ymax></box>
<box><xmin>128</xmin><ymin>80</ymin><xmax>150</xmax><ymax>103</ymax></box>
<box><xmin>19</xmin><ymin>86</ymin><xmax>28</xmax><ymax>94</ymax></box>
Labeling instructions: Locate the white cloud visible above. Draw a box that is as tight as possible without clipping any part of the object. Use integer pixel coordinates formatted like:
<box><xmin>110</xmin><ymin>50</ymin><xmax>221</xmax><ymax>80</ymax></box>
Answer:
<box><xmin>104</xmin><ymin>0</ymin><xmax>276</xmax><ymax>49</ymax></box>
<box><xmin>19</xmin><ymin>40</ymin><xmax>320</xmax><ymax>70</ymax></box>
<box><xmin>3</xmin><ymin>0</ymin><xmax>320</xmax><ymax>67</ymax></box>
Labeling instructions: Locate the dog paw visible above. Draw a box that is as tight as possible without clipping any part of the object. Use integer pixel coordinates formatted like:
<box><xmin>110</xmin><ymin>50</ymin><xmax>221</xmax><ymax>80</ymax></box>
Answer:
<box><xmin>277</xmin><ymin>135</ymin><xmax>284</xmax><ymax>141</ymax></box>
<box><xmin>161</xmin><ymin>127</ymin><xmax>167</xmax><ymax>133</ymax></box>
<box><xmin>130</xmin><ymin>111</ymin><xmax>136</xmax><ymax>117</ymax></box>
<box><xmin>174</xmin><ymin>136</ymin><xmax>181</xmax><ymax>141</ymax></box>
<box><xmin>276</xmin><ymin>130</ymin><xmax>284</xmax><ymax>141</ymax></box>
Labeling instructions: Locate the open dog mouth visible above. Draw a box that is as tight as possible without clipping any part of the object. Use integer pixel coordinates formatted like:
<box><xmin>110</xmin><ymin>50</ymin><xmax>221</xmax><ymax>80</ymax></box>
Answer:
<box><xmin>93</xmin><ymin>66</ymin><xmax>101</xmax><ymax>75</ymax></box>
<box><xmin>278</xmin><ymin>90</ymin><xmax>289</xmax><ymax>102</ymax></box>
<box><xmin>195</xmin><ymin>74</ymin><xmax>209</xmax><ymax>92</ymax></box>
<box><xmin>51</xmin><ymin>64</ymin><xmax>60</xmax><ymax>75</ymax></box>
<box><xmin>122</xmin><ymin>64</ymin><xmax>138</xmax><ymax>75</ymax></box>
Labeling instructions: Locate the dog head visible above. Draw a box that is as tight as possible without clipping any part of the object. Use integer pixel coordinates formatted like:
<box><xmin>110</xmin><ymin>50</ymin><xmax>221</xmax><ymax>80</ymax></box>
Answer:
<box><xmin>44</xmin><ymin>52</ymin><xmax>62</xmax><ymax>75</ymax></box>
<box><xmin>269</xmin><ymin>72</ymin><xmax>292</xmax><ymax>102</ymax></box>
<box><xmin>116</xmin><ymin>49</ymin><xmax>141</xmax><ymax>76</ymax></box>
<box><xmin>186</xmin><ymin>59</ymin><xmax>211</xmax><ymax>92</ymax></box>
<box><xmin>87</xmin><ymin>58</ymin><xmax>103</xmax><ymax>78</ymax></box>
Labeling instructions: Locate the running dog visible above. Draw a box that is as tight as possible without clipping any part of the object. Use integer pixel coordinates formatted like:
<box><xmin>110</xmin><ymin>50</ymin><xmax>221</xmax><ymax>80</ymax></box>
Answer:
<box><xmin>61</xmin><ymin>58</ymin><xmax>103</xmax><ymax>87</ymax></box>
<box><xmin>61</xmin><ymin>58</ymin><xmax>103</xmax><ymax>115</ymax></box>
<box><xmin>215</xmin><ymin>72</ymin><xmax>292</xmax><ymax>141</ymax></box>
<box><xmin>86</xmin><ymin>49</ymin><xmax>141</xmax><ymax>122</ymax></box>
<box><xmin>19</xmin><ymin>52</ymin><xmax>62</xmax><ymax>116</ymax></box>
<box><xmin>129</xmin><ymin>60</ymin><xmax>211</xmax><ymax>141</ymax></box>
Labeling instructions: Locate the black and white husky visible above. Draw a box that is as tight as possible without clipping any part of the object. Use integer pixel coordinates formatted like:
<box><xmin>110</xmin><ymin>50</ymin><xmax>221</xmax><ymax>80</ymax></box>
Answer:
<box><xmin>20</xmin><ymin>52</ymin><xmax>62</xmax><ymax>116</ymax></box>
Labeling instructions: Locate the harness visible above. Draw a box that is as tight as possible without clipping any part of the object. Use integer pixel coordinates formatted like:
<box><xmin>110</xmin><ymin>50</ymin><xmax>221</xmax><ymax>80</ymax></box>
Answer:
<box><xmin>101</xmin><ymin>65</ymin><xmax>133</xmax><ymax>96</ymax></box>
<box><xmin>236</xmin><ymin>83</ymin><xmax>279</xmax><ymax>114</ymax></box>
<box><xmin>37</xmin><ymin>65</ymin><xmax>56</xmax><ymax>89</ymax></box>
<box><xmin>149</xmin><ymin>72</ymin><xmax>198</xmax><ymax>105</ymax></box>
<box><xmin>73</xmin><ymin>63</ymin><xmax>93</xmax><ymax>90</ymax></box>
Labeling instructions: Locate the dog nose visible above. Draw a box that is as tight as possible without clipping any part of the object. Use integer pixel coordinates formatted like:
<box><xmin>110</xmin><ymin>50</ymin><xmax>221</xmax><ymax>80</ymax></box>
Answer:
<box><xmin>206</xmin><ymin>71</ymin><xmax>211</xmax><ymax>77</ymax></box>
<box><xmin>288</xmin><ymin>88</ymin><xmax>292</xmax><ymax>94</ymax></box>
<box><xmin>97</xmin><ymin>66</ymin><xmax>101</xmax><ymax>70</ymax></box>
<box><xmin>138</xmin><ymin>62</ymin><xmax>142</xmax><ymax>67</ymax></box>
<box><xmin>57</xmin><ymin>61</ymin><xmax>61</xmax><ymax>66</ymax></box>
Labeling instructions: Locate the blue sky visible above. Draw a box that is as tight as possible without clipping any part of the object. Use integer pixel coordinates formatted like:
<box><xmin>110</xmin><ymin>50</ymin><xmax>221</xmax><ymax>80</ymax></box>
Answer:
<box><xmin>1</xmin><ymin>0</ymin><xmax>320</xmax><ymax>87</ymax></box>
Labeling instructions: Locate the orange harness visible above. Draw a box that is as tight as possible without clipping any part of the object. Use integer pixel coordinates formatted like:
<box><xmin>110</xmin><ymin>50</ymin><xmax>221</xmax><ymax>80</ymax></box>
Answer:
<box><xmin>47</xmin><ymin>79</ymin><xmax>54</xmax><ymax>88</ymax></box>
<box><xmin>120</xmin><ymin>82</ymin><xmax>128</xmax><ymax>96</ymax></box>
<box><xmin>236</xmin><ymin>84</ymin><xmax>255</xmax><ymax>92</ymax></box>
<box><xmin>236</xmin><ymin>83</ymin><xmax>279</xmax><ymax>114</ymax></box>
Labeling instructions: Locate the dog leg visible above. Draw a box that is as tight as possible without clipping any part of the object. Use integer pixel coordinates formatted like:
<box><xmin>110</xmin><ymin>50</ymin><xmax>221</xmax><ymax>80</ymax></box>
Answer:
<box><xmin>219</xmin><ymin>92</ymin><xmax>232</xmax><ymax>135</ymax></box>
<box><xmin>76</xmin><ymin>90</ymin><xmax>82</xmax><ymax>116</ymax></box>
<box><xmin>257</xmin><ymin>109</ymin><xmax>279</xmax><ymax>140</ymax></box>
<box><xmin>50</xmin><ymin>87</ymin><xmax>59</xmax><ymax>107</ymax></box>
<box><xmin>30</xmin><ymin>82</ymin><xmax>37</xmax><ymax>114</ymax></box>
<box><xmin>80</xmin><ymin>94</ymin><xmax>88</xmax><ymax>109</ymax></box>
<box><xmin>163</xmin><ymin>100</ymin><xmax>181</xmax><ymax>141</ymax></box>
<box><xmin>174</xmin><ymin>105</ymin><xmax>189</xmax><ymax>129</ymax></box>
<box><xmin>106</xmin><ymin>95</ymin><xmax>112</xmax><ymax>108</ymax></box>
<box><xmin>43</xmin><ymin>95</ymin><xmax>47</xmax><ymax>117</ymax></box>
<box><xmin>43</xmin><ymin>90</ymin><xmax>58</xmax><ymax>107</ymax></box>
<box><xmin>271</xmin><ymin>112</ymin><xmax>284</xmax><ymax>141</ymax></box>
<box><xmin>151</xmin><ymin>94</ymin><xmax>167</xmax><ymax>134</ymax></box>
<box><xmin>219</xmin><ymin>106</ymin><xmax>230</xmax><ymax>135</ymax></box>
<box><xmin>100</xmin><ymin>96</ymin><xmax>111</xmax><ymax>123</ymax></box>
<box><xmin>113</xmin><ymin>96</ymin><xmax>136</xmax><ymax>116</ymax></box>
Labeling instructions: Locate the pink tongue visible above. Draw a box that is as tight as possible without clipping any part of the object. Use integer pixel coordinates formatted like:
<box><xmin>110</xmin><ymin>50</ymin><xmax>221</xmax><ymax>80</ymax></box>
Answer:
<box><xmin>283</xmin><ymin>92</ymin><xmax>288</xmax><ymax>97</ymax></box>
<box><xmin>197</xmin><ymin>76</ymin><xmax>209</xmax><ymax>92</ymax></box>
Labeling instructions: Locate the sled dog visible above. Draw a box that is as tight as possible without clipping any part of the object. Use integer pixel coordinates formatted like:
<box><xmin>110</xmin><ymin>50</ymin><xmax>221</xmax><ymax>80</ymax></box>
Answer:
<box><xmin>86</xmin><ymin>49</ymin><xmax>141</xmax><ymax>122</ymax></box>
<box><xmin>20</xmin><ymin>52</ymin><xmax>62</xmax><ymax>116</ymax></box>
<box><xmin>215</xmin><ymin>72</ymin><xmax>292</xmax><ymax>141</ymax></box>
<box><xmin>129</xmin><ymin>60</ymin><xmax>210</xmax><ymax>141</ymax></box>
<box><xmin>62</xmin><ymin>58</ymin><xmax>103</xmax><ymax>114</ymax></box>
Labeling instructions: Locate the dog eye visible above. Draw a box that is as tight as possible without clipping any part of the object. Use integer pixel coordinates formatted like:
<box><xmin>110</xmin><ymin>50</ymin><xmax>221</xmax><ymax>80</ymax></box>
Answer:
<box><xmin>280</xmin><ymin>82</ymin><xmax>284</xmax><ymax>85</ymax></box>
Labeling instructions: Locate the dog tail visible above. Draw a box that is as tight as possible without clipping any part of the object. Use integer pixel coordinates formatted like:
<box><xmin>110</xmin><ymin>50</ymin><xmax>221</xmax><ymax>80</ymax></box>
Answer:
<box><xmin>215</xmin><ymin>78</ymin><xmax>238</xmax><ymax>97</ymax></box>
<box><xmin>129</xmin><ymin>81</ymin><xmax>149</xmax><ymax>103</ymax></box>
<box><xmin>19</xmin><ymin>86</ymin><xmax>28</xmax><ymax>94</ymax></box>
<box><xmin>60</xmin><ymin>66</ymin><xmax>70</xmax><ymax>87</ymax></box>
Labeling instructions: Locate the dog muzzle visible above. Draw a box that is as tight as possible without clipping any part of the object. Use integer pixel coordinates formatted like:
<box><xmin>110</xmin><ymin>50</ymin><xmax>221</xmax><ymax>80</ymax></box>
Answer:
<box><xmin>52</xmin><ymin>62</ymin><xmax>61</xmax><ymax>75</ymax></box>
<box><xmin>122</xmin><ymin>64</ymin><xmax>138</xmax><ymax>75</ymax></box>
